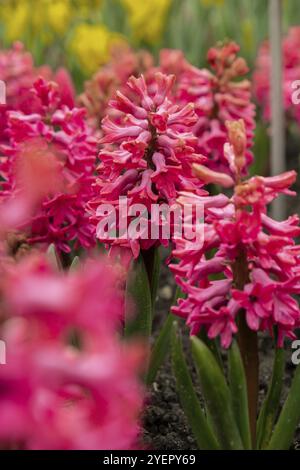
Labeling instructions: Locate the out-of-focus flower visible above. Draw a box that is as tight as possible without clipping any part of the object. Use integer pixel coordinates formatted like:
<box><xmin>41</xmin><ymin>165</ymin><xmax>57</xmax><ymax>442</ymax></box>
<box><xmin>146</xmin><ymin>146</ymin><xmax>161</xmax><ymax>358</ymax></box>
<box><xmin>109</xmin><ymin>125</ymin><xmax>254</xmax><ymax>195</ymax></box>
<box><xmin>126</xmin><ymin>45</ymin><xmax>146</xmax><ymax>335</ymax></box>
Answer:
<box><xmin>171</xmin><ymin>120</ymin><xmax>300</xmax><ymax>348</ymax></box>
<box><xmin>121</xmin><ymin>0</ymin><xmax>171</xmax><ymax>45</ymax></box>
<box><xmin>47</xmin><ymin>0</ymin><xmax>72</xmax><ymax>34</ymax></box>
<box><xmin>1</xmin><ymin>1</ymin><xmax>72</xmax><ymax>44</ymax></box>
<box><xmin>79</xmin><ymin>45</ymin><xmax>154</xmax><ymax>130</ymax></box>
<box><xmin>254</xmin><ymin>26</ymin><xmax>300</xmax><ymax>125</ymax></box>
<box><xmin>200</xmin><ymin>0</ymin><xmax>224</xmax><ymax>7</ymax></box>
<box><xmin>0</xmin><ymin>138</ymin><xmax>64</xmax><ymax>234</ymax></box>
<box><xmin>162</xmin><ymin>42</ymin><xmax>256</xmax><ymax>174</ymax></box>
<box><xmin>88</xmin><ymin>72</ymin><xmax>207</xmax><ymax>257</ymax></box>
<box><xmin>0</xmin><ymin>42</ymin><xmax>75</xmax><ymax>143</ymax></box>
<box><xmin>241</xmin><ymin>18</ymin><xmax>255</xmax><ymax>57</ymax></box>
<box><xmin>69</xmin><ymin>24</ymin><xmax>126</xmax><ymax>75</ymax></box>
<box><xmin>0</xmin><ymin>77</ymin><xmax>97</xmax><ymax>252</ymax></box>
<box><xmin>76</xmin><ymin>0</ymin><xmax>103</xmax><ymax>17</ymax></box>
<box><xmin>0</xmin><ymin>254</ymin><xmax>144</xmax><ymax>450</ymax></box>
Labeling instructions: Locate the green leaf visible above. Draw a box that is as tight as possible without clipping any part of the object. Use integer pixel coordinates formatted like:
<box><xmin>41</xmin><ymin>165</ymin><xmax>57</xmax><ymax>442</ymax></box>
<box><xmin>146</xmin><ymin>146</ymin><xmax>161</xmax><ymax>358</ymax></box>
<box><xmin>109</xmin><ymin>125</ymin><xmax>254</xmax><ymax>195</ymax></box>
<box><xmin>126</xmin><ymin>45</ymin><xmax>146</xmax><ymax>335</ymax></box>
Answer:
<box><xmin>146</xmin><ymin>313</ymin><xmax>174</xmax><ymax>386</ymax></box>
<box><xmin>257</xmin><ymin>347</ymin><xmax>285</xmax><ymax>449</ymax></box>
<box><xmin>124</xmin><ymin>255</ymin><xmax>152</xmax><ymax>340</ymax></box>
<box><xmin>171</xmin><ymin>323</ymin><xmax>220</xmax><ymax>450</ymax></box>
<box><xmin>69</xmin><ymin>255</ymin><xmax>80</xmax><ymax>271</ymax></box>
<box><xmin>228</xmin><ymin>340</ymin><xmax>252</xmax><ymax>449</ymax></box>
<box><xmin>47</xmin><ymin>243</ymin><xmax>62</xmax><ymax>271</ymax></box>
<box><xmin>149</xmin><ymin>247</ymin><xmax>161</xmax><ymax>311</ymax></box>
<box><xmin>267</xmin><ymin>361</ymin><xmax>300</xmax><ymax>450</ymax></box>
<box><xmin>199</xmin><ymin>329</ymin><xmax>223</xmax><ymax>370</ymax></box>
<box><xmin>146</xmin><ymin>285</ymin><xmax>185</xmax><ymax>386</ymax></box>
<box><xmin>191</xmin><ymin>337</ymin><xmax>244</xmax><ymax>450</ymax></box>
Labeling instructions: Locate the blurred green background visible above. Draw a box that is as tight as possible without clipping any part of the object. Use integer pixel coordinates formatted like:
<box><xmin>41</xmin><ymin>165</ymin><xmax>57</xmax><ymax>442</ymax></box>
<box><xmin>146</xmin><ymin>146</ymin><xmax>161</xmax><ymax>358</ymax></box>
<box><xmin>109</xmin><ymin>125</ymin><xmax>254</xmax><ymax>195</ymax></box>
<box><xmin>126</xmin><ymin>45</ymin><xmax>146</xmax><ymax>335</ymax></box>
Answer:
<box><xmin>0</xmin><ymin>0</ymin><xmax>299</xmax><ymax>86</ymax></box>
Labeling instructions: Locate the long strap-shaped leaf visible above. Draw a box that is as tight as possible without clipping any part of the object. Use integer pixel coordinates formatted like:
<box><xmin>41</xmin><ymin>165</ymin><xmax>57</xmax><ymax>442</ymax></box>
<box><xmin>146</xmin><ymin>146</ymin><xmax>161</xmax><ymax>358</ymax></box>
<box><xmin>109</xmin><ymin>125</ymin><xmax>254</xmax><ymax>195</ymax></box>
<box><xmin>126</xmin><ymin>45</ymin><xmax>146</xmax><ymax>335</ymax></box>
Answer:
<box><xmin>125</xmin><ymin>255</ymin><xmax>152</xmax><ymax>340</ymax></box>
<box><xmin>267</xmin><ymin>361</ymin><xmax>300</xmax><ymax>450</ymax></box>
<box><xmin>146</xmin><ymin>286</ymin><xmax>185</xmax><ymax>386</ymax></box>
<box><xmin>47</xmin><ymin>243</ymin><xmax>62</xmax><ymax>270</ymax></box>
<box><xmin>192</xmin><ymin>337</ymin><xmax>244</xmax><ymax>450</ymax></box>
<box><xmin>257</xmin><ymin>347</ymin><xmax>285</xmax><ymax>449</ymax></box>
<box><xmin>228</xmin><ymin>340</ymin><xmax>252</xmax><ymax>449</ymax></box>
<box><xmin>171</xmin><ymin>322</ymin><xmax>220</xmax><ymax>450</ymax></box>
<box><xmin>146</xmin><ymin>313</ymin><xmax>174</xmax><ymax>386</ymax></box>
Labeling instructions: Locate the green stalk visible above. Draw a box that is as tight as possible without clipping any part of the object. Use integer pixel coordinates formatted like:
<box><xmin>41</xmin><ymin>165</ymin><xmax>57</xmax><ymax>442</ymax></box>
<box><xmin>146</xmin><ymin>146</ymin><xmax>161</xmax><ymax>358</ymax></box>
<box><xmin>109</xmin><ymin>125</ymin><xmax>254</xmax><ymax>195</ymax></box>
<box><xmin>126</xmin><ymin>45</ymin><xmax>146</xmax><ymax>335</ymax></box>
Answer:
<box><xmin>146</xmin><ymin>286</ymin><xmax>184</xmax><ymax>386</ymax></box>
<box><xmin>233</xmin><ymin>248</ymin><xmax>259</xmax><ymax>447</ymax></box>
<box><xmin>124</xmin><ymin>255</ymin><xmax>152</xmax><ymax>340</ymax></box>
<box><xmin>141</xmin><ymin>246</ymin><xmax>161</xmax><ymax>314</ymax></box>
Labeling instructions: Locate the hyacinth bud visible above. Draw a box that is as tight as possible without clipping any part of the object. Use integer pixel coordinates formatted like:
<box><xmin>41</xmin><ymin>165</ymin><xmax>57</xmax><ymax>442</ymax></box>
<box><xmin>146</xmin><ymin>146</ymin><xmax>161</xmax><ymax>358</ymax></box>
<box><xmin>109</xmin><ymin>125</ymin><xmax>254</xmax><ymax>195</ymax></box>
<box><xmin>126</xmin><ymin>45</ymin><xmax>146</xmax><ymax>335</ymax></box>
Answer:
<box><xmin>226</xmin><ymin>119</ymin><xmax>247</xmax><ymax>175</ymax></box>
<box><xmin>193</xmin><ymin>163</ymin><xmax>234</xmax><ymax>188</ymax></box>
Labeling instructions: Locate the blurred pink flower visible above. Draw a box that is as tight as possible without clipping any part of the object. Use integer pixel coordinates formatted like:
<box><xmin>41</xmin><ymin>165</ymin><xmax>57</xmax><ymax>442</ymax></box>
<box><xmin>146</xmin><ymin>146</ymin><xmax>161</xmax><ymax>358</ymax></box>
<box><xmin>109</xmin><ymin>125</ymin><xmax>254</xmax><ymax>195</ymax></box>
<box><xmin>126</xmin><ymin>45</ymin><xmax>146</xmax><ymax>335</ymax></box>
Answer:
<box><xmin>254</xmin><ymin>26</ymin><xmax>300</xmax><ymax>125</ymax></box>
<box><xmin>0</xmin><ymin>42</ymin><xmax>75</xmax><ymax>143</ymax></box>
<box><xmin>161</xmin><ymin>43</ymin><xmax>256</xmax><ymax>174</ymax></box>
<box><xmin>0</xmin><ymin>255</ymin><xmax>144</xmax><ymax>450</ymax></box>
<box><xmin>0</xmin><ymin>77</ymin><xmax>97</xmax><ymax>252</ymax></box>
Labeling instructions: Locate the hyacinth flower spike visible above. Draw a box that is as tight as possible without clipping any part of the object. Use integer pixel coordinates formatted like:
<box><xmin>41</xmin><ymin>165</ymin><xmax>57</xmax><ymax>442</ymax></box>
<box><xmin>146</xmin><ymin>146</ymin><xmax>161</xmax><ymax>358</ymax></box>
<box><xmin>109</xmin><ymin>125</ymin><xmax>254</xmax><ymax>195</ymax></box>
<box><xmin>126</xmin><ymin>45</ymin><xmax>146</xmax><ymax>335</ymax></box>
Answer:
<box><xmin>171</xmin><ymin>119</ymin><xmax>300</xmax><ymax>449</ymax></box>
<box><xmin>89</xmin><ymin>72</ymin><xmax>208</xmax><ymax>342</ymax></box>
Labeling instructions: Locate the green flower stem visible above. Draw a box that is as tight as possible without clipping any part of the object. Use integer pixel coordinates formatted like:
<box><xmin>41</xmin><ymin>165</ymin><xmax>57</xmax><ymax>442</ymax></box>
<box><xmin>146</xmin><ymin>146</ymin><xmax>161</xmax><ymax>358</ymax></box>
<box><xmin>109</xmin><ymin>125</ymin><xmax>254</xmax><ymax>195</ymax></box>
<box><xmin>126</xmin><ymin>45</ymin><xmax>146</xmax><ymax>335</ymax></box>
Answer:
<box><xmin>233</xmin><ymin>248</ymin><xmax>259</xmax><ymax>448</ymax></box>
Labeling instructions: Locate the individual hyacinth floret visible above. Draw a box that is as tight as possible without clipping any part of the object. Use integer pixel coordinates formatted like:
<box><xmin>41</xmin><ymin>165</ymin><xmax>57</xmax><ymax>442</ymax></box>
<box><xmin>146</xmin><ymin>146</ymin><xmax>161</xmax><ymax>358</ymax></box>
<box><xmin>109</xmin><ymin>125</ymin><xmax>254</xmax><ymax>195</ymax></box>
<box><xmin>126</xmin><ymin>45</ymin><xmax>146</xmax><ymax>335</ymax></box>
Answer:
<box><xmin>89</xmin><ymin>72</ymin><xmax>207</xmax><ymax>258</ymax></box>
<box><xmin>171</xmin><ymin>119</ymin><xmax>300</xmax><ymax>348</ymax></box>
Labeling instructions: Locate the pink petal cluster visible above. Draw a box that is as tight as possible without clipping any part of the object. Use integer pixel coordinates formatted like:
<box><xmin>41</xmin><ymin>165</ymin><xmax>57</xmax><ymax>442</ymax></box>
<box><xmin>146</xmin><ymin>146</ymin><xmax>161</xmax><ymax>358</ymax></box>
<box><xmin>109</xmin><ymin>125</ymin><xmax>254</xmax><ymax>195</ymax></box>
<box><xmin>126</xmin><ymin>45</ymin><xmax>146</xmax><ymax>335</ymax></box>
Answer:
<box><xmin>161</xmin><ymin>43</ymin><xmax>256</xmax><ymax>174</ymax></box>
<box><xmin>0</xmin><ymin>255</ymin><xmax>144</xmax><ymax>450</ymax></box>
<box><xmin>0</xmin><ymin>77</ymin><xmax>97</xmax><ymax>252</ymax></box>
<box><xmin>171</xmin><ymin>120</ymin><xmax>300</xmax><ymax>348</ymax></box>
<box><xmin>0</xmin><ymin>42</ymin><xmax>75</xmax><ymax>143</ymax></box>
<box><xmin>254</xmin><ymin>26</ymin><xmax>300</xmax><ymax>124</ymax></box>
<box><xmin>89</xmin><ymin>72</ymin><xmax>207</xmax><ymax>257</ymax></box>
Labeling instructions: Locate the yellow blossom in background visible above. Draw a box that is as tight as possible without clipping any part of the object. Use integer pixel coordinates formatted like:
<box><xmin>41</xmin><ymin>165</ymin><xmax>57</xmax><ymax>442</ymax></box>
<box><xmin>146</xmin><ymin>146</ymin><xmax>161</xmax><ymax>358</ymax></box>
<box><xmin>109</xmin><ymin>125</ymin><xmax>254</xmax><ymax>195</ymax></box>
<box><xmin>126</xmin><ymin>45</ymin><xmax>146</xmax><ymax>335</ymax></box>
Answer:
<box><xmin>47</xmin><ymin>1</ymin><xmax>72</xmax><ymax>35</ymax></box>
<box><xmin>76</xmin><ymin>0</ymin><xmax>103</xmax><ymax>18</ymax></box>
<box><xmin>1</xmin><ymin>1</ymin><xmax>29</xmax><ymax>43</ymax></box>
<box><xmin>69</xmin><ymin>23</ymin><xmax>126</xmax><ymax>75</ymax></box>
<box><xmin>121</xmin><ymin>0</ymin><xmax>171</xmax><ymax>45</ymax></box>
<box><xmin>200</xmin><ymin>0</ymin><xmax>224</xmax><ymax>7</ymax></box>
<box><xmin>242</xmin><ymin>18</ymin><xmax>255</xmax><ymax>57</ymax></box>
<box><xmin>1</xmin><ymin>0</ymin><xmax>72</xmax><ymax>44</ymax></box>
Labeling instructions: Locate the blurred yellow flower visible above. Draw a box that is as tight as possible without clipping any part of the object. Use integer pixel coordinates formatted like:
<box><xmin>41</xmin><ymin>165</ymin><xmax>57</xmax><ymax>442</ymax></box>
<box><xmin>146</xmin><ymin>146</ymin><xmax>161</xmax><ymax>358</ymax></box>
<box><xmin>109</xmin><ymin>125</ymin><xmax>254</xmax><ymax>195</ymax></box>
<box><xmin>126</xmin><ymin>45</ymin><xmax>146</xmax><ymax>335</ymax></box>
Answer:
<box><xmin>1</xmin><ymin>0</ymin><xmax>72</xmax><ymax>43</ymax></box>
<box><xmin>242</xmin><ymin>18</ymin><xmax>255</xmax><ymax>56</ymax></box>
<box><xmin>69</xmin><ymin>23</ymin><xmax>126</xmax><ymax>75</ymax></box>
<box><xmin>121</xmin><ymin>0</ymin><xmax>171</xmax><ymax>45</ymax></box>
<box><xmin>76</xmin><ymin>0</ymin><xmax>103</xmax><ymax>17</ymax></box>
<box><xmin>200</xmin><ymin>0</ymin><xmax>224</xmax><ymax>7</ymax></box>
<box><xmin>47</xmin><ymin>1</ymin><xmax>72</xmax><ymax>35</ymax></box>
